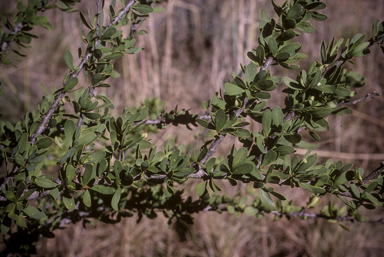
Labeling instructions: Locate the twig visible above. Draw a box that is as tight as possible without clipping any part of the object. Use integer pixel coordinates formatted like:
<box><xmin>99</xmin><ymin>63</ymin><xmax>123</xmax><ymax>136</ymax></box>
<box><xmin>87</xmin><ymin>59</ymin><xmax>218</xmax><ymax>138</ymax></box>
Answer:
<box><xmin>0</xmin><ymin>22</ymin><xmax>23</xmax><ymax>65</ymax></box>
<box><xmin>270</xmin><ymin>210</ymin><xmax>384</xmax><ymax>224</ymax></box>
<box><xmin>261</xmin><ymin>56</ymin><xmax>273</xmax><ymax>71</ymax></box>
<box><xmin>29</xmin><ymin>0</ymin><xmax>137</xmax><ymax>145</ymax></box>
<box><xmin>200</xmin><ymin>134</ymin><xmax>226</xmax><ymax>164</ymax></box>
<box><xmin>362</xmin><ymin>161</ymin><xmax>384</xmax><ymax>184</ymax></box>
<box><xmin>338</xmin><ymin>91</ymin><xmax>381</xmax><ymax>106</ymax></box>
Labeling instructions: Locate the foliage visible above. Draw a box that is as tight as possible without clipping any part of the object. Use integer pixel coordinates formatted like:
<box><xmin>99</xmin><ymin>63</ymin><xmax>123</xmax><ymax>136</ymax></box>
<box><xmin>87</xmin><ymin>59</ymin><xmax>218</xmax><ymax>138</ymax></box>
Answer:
<box><xmin>0</xmin><ymin>0</ymin><xmax>384</xmax><ymax>255</ymax></box>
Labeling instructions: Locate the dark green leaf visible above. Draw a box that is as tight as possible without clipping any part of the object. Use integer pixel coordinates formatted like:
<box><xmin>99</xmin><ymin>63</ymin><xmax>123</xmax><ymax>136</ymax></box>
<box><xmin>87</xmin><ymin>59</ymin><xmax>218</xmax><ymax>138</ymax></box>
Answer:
<box><xmin>276</xmin><ymin>29</ymin><xmax>296</xmax><ymax>42</ymax></box>
<box><xmin>35</xmin><ymin>138</ymin><xmax>52</xmax><ymax>149</ymax></box>
<box><xmin>80</xmin><ymin>11</ymin><xmax>93</xmax><ymax>29</ymax></box>
<box><xmin>215</xmin><ymin>109</ymin><xmax>227</xmax><ymax>132</ymax></box>
<box><xmin>232</xmin><ymin>163</ymin><xmax>254</xmax><ymax>175</ymax></box>
<box><xmin>63</xmin><ymin>77</ymin><xmax>78</xmax><ymax>92</ymax></box>
<box><xmin>83</xmin><ymin>112</ymin><xmax>101</xmax><ymax>120</ymax></box>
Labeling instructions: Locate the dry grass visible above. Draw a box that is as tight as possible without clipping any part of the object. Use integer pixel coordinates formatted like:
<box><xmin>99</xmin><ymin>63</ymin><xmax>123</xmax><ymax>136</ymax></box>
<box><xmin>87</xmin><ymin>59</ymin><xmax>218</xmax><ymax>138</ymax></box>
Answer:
<box><xmin>1</xmin><ymin>0</ymin><xmax>384</xmax><ymax>256</ymax></box>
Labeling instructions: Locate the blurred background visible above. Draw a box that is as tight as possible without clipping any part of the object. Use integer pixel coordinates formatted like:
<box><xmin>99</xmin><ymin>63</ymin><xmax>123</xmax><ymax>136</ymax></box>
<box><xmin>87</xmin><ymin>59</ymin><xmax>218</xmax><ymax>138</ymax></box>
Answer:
<box><xmin>1</xmin><ymin>0</ymin><xmax>384</xmax><ymax>256</ymax></box>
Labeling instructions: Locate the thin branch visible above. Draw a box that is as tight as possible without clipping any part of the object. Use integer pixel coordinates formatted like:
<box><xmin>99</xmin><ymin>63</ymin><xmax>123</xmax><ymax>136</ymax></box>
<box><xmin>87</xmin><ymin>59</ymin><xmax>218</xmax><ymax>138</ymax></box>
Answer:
<box><xmin>362</xmin><ymin>161</ymin><xmax>384</xmax><ymax>184</ymax></box>
<box><xmin>29</xmin><ymin>1</ymin><xmax>137</xmax><ymax>144</ymax></box>
<box><xmin>261</xmin><ymin>56</ymin><xmax>273</xmax><ymax>71</ymax></box>
<box><xmin>95</xmin><ymin>0</ymin><xmax>102</xmax><ymax>34</ymax></box>
<box><xmin>338</xmin><ymin>91</ymin><xmax>381</xmax><ymax>106</ymax></box>
<box><xmin>321</xmin><ymin>60</ymin><xmax>343</xmax><ymax>79</ymax></box>
<box><xmin>200</xmin><ymin>134</ymin><xmax>226</xmax><ymax>164</ymax></box>
<box><xmin>270</xmin><ymin>210</ymin><xmax>384</xmax><ymax>224</ymax></box>
<box><xmin>0</xmin><ymin>22</ymin><xmax>23</xmax><ymax>64</ymax></box>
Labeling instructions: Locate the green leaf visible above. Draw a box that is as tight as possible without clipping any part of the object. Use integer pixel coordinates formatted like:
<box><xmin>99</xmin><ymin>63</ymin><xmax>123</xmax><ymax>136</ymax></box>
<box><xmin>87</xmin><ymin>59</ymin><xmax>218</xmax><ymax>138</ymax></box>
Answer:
<box><xmin>23</xmin><ymin>206</ymin><xmax>46</xmax><ymax>220</ymax></box>
<box><xmin>310</xmin><ymin>108</ymin><xmax>332</xmax><ymax>119</ymax></box>
<box><xmin>132</xmin><ymin>5</ymin><xmax>153</xmax><ymax>14</ymax></box>
<box><xmin>33</xmin><ymin>16</ymin><xmax>52</xmax><ymax>30</ymax></box>
<box><xmin>262</xmin><ymin>109</ymin><xmax>272</xmax><ymax>136</ymax></box>
<box><xmin>268</xmin><ymin>37</ymin><xmax>278</xmax><ymax>56</ymax></box>
<box><xmin>111</xmin><ymin>187</ymin><xmax>121</xmax><ymax>211</ymax></box>
<box><xmin>300</xmin><ymin>183</ymin><xmax>326</xmax><ymax>194</ymax></box>
<box><xmin>231</xmin><ymin>128</ymin><xmax>251</xmax><ymax>139</ymax></box>
<box><xmin>365</xmin><ymin>192</ymin><xmax>382</xmax><ymax>206</ymax></box>
<box><xmin>350</xmin><ymin>183</ymin><xmax>360</xmax><ymax>198</ymax></box>
<box><xmin>261</xmin><ymin>8</ymin><xmax>270</xmax><ymax>22</ymax></box>
<box><xmin>105</xmin><ymin>52</ymin><xmax>123</xmax><ymax>60</ymax></box>
<box><xmin>64</xmin><ymin>119</ymin><xmax>76</xmax><ymax>146</ymax></box>
<box><xmin>215</xmin><ymin>109</ymin><xmax>227</xmax><ymax>132</ymax></box>
<box><xmin>80</xmin><ymin>11</ymin><xmax>93</xmax><ymax>29</ymax></box>
<box><xmin>35</xmin><ymin>138</ymin><xmax>52</xmax><ymax>149</ymax></box>
<box><xmin>275</xmin><ymin>52</ymin><xmax>290</xmax><ymax>61</ymax></box>
<box><xmin>225</xmin><ymin>83</ymin><xmax>244</xmax><ymax>96</ymax></box>
<box><xmin>232</xmin><ymin>147</ymin><xmax>248</xmax><ymax>167</ymax></box>
<box><xmin>244</xmin><ymin>206</ymin><xmax>259</xmax><ymax>216</ymax></box>
<box><xmin>63</xmin><ymin>195</ymin><xmax>75</xmax><ymax>210</ymax></box>
<box><xmin>232</xmin><ymin>163</ymin><xmax>254</xmax><ymax>175</ymax></box>
<box><xmin>102</xmin><ymin>27</ymin><xmax>117</xmax><ymax>39</ymax></box>
<box><xmin>90</xmin><ymin>185</ymin><xmax>115</xmax><ymax>195</ymax></box>
<box><xmin>276</xmin><ymin>29</ymin><xmax>296</xmax><ymax>43</ymax></box>
<box><xmin>274</xmin><ymin>146</ymin><xmax>295</xmax><ymax>155</ymax></box>
<box><xmin>50</xmin><ymin>188</ymin><xmax>60</xmax><ymax>200</ymax></box>
<box><xmin>35</xmin><ymin>177</ymin><xmax>58</xmax><ymax>189</ymax></box>
<box><xmin>195</xmin><ymin>182</ymin><xmax>207</xmax><ymax>197</ymax></box>
<box><xmin>283</xmin><ymin>77</ymin><xmax>304</xmax><ymax>90</ymax></box>
<box><xmin>296</xmin><ymin>21</ymin><xmax>314</xmax><ymax>33</ymax></box>
<box><xmin>261</xmin><ymin>150</ymin><xmax>277</xmax><ymax>167</ymax></box>
<box><xmin>206</xmin><ymin>158</ymin><xmax>216</xmax><ymax>173</ymax></box>
<box><xmin>260</xmin><ymin>189</ymin><xmax>277</xmax><ymax>211</ymax></box>
<box><xmin>286</xmin><ymin>4</ymin><xmax>302</xmax><ymax>20</ymax></box>
<box><xmin>4</xmin><ymin>191</ymin><xmax>16</xmax><ymax>202</ymax></box>
<box><xmin>272</xmin><ymin>106</ymin><xmax>283</xmax><ymax>127</ymax></box>
<box><xmin>310</xmin><ymin>11</ymin><xmax>327</xmax><ymax>21</ymax></box>
<box><xmin>63</xmin><ymin>77</ymin><xmax>78</xmax><ymax>92</ymax></box>
<box><xmin>83</xmin><ymin>112</ymin><xmax>101</xmax><ymax>120</ymax></box>
<box><xmin>83</xmin><ymin>190</ymin><xmax>91</xmax><ymax>207</ymax></box>
<box><xmin>78</xmin><ymin>133</ymin><xmax>98</xmax><ymax>146</ymax></box>
<box><xmin>15</xmin><ymin>154</ymin><xmax>24</xmax><ymax>166</ymax></box>
<box><xmin>64</xmin><ymin>50</ymin><xmax>74</xmax><ymax>71</ymax></box>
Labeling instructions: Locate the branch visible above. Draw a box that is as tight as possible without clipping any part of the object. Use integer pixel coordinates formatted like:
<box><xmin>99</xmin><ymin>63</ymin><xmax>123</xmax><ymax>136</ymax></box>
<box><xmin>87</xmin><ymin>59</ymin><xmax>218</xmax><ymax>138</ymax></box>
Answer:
<box><xmin>0</xmin><ymin>22</ymin><xmax>23</xmax><ymax>64</ymax></box>
<box><xmin>338</xmin><ymin>91</ymin><xmax>381</xmax><ymax>106</ymax></box>
<box><xmin>29</xmin><ymin>1</ymin><xmax>137</xmax><ymax>144</ymax></box>
<box><xmin>270</xmin><ymin>210</ymin><xmax>384</xmax><ymax>224</ymax></box>
<box><xmin>362</xmin><ymin>161</ymin><xmax>384</xmax><ymax>184</ymax></box>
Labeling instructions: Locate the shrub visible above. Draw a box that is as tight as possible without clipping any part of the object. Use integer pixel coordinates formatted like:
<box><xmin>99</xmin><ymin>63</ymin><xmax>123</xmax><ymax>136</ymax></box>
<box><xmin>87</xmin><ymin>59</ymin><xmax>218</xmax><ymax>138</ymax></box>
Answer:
<box><xmin>0</xmin><ymin>0</ymin><xmax>383</xmax><ymax>255</ymax></box>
